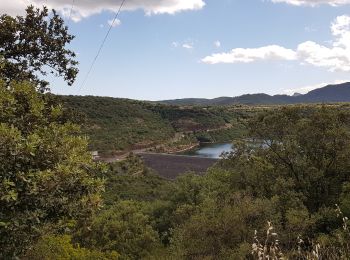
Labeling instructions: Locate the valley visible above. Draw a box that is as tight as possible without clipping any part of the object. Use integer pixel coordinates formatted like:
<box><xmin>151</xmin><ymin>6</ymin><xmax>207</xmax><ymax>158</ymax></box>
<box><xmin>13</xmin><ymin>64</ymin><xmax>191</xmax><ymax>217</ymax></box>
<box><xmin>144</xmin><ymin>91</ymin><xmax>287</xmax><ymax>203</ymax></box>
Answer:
<box><xmin>3</xmin><ymin>3</ymin><xmax>350</xmax><ymax>259</ymax></box>
<box><xmin>58</xmin><ymin>95</ymin><xmax>251</xmax><ymax>157</ymax></box>
<box><xmin>58</xmin><ymin>83</ymin><xmax>350</xmax><ymax>161</ymax></box>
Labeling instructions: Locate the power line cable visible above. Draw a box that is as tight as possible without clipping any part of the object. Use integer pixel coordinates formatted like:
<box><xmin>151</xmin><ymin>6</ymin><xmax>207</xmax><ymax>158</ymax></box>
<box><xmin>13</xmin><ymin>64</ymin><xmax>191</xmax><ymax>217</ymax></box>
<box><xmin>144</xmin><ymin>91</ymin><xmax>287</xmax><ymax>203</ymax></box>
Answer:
<box><xmin>68</xmin><ymin>0</ymin><xmax>75</xmax><ymax>21</ymax></box>
<box><xmin>77</xmin><ymin>0</ymin><xmax>126</xmax><ymax>94</ymax></box>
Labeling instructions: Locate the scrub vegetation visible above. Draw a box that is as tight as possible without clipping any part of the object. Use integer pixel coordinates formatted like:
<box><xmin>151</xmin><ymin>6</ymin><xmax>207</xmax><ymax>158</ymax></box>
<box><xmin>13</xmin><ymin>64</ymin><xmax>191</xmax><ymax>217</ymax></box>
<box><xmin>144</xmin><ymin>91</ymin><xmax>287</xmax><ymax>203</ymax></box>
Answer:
<box><xmin>58</xmin><ymin>95</ymin><xmax>249</xmax><ymax>154</ymax></box>
<box><xmin>1</xmin><ymin>6</ymin><xmax>350</xmax><ymax>260</ymax></box>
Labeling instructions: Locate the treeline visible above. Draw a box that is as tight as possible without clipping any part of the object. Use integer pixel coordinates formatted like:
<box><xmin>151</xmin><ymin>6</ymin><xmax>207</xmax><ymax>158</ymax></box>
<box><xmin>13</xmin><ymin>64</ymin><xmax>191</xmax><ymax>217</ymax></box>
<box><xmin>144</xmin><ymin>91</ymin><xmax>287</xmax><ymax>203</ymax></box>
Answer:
<box><xmin>58</xmin><ymin>95</ymin><xmax>250</xmax><ymax>153</ymax></box>
<box><xmin>58</xmin><ymin>96</ymin><xmax>175</xmax><ymax>153</ymax></box>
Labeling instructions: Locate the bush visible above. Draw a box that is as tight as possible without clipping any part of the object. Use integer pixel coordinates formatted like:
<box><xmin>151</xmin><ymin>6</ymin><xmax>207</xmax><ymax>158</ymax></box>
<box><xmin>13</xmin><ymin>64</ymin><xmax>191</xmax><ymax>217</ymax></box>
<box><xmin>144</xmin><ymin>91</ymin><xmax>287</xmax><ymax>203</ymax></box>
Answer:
<box><xmin>24</xmin><ymin>235</ymin><xmax>119</xmax><ymax>260</ymax></box>
<box><xmin>78</xmin><ymin>201</ymin><xmax>161</xmax><ymax>259</ymax></box>
<box><xmin>0</xmin><ymin>79</ymin><xmax>104</xmax><ymax>258</ymax></box>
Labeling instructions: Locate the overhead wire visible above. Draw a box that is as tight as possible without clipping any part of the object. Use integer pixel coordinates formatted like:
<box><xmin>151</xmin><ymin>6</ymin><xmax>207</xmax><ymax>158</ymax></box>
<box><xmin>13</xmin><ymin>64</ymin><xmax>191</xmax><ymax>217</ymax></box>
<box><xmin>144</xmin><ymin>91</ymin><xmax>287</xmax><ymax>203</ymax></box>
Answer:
<box><xmin>77</xmin><ymin>0</ymin><xmax>126</xmax><ymax>94</ymax></box>
<box><xmin>68</xmin><ymin>0</ymin><xmax>75</xmax><ymax>22</ymax></box>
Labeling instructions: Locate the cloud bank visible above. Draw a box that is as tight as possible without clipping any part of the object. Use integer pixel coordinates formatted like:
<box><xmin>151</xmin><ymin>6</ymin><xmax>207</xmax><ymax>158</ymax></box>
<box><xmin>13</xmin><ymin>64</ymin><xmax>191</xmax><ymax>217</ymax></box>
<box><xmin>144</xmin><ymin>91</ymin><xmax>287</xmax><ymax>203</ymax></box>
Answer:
<box><xmin>0</xmin><ymin>0</ymin><xmax>206</xmax><ymax>21</ymax></box>
<box><xmin>270</xmin><ymin>0</ymin><xmax>350</xmax><ymax>6</ymax></box>
<box><xmin>202</xmin><ymin>15</ymin><xmax>350</xmax><ymax>72</ymax></box>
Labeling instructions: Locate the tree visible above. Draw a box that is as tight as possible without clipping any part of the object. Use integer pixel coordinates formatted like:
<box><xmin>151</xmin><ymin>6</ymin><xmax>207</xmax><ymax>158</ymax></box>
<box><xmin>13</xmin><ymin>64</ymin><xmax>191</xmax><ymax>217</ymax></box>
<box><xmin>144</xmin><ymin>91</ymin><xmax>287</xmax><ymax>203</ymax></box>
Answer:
<box><xmin>78</xmin><ymin>200</ymin><xmax>161</xmax><ymax>259</ymax></box>
<box><xmin>0</xmin><ymin>77</ymin><xmax>104</xmax><ymax>258</ymax></box>
<box><xmin>24</xmin><ymin>235</ymin><xmax>119</xmax><ymax>260</ymax></box>
<box><xmin>170</xmin><ymin>194</ymin><xmax>277</xmax><ymax>259</ymax></box>
<box><xmin>246</xmin><ymin>106</ymin><xmax>350</xmax><ymax>212</ymax></box>
<box><xmin>0</xmin><ymin>5</ymin><xmax>78</xmax><ymax>91</ymax></box>
<box><xmin>208</xmin><ymin>106</ymin><xmax>350</xmax><ymax>249</ymax></box>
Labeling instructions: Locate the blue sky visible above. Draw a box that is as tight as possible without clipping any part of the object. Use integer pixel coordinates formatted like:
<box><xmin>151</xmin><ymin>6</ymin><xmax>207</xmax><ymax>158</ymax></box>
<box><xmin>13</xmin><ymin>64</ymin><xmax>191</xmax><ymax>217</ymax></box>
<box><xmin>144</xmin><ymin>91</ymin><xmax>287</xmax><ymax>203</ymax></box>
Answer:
<box><xmin>2</xmin><ymin>0</ymin><xmax>350</xmax><ymax>100</ymax></box>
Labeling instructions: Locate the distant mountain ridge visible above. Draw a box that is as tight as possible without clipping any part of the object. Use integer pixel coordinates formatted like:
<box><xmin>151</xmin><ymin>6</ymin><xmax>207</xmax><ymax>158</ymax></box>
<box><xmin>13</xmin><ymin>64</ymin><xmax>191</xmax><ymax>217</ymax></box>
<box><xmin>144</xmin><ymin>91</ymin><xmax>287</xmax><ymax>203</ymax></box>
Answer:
<box><xmin>158</xmin><ymin>82</ymin><xmax>350</xmax><ymax>105</ymax></box>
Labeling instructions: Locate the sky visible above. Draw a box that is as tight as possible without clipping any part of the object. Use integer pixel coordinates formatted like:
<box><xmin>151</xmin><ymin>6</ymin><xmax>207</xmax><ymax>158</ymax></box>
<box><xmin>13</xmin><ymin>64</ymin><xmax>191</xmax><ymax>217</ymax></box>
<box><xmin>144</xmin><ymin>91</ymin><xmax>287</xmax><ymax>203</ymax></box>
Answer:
<box><xmin>1</xmin><ymin>0</ymin><xmax>350</xmax><ymax>100</ymax></box>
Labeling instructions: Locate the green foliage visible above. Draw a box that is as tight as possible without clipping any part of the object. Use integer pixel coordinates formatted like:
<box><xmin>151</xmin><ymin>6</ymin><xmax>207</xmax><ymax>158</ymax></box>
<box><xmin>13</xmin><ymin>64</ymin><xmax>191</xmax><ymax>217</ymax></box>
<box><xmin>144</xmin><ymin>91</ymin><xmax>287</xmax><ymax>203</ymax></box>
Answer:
<box><xmin>194</xmin><ymin>125</ymin><xmax>247</xmax><ymax>143</ymax></box>
<box><xmin>203</xmin><ymin>106</ymin><xmax>350</xmax><ymax>255</ymax></box>
<box><xmin>24</xmin><ymin>235</ymin><xmax>119</xmax><ymax>260</ymax></box>
<box><xmin>3</xmin><ymin>73</ymin><xmax>350</xmax><ymax>260</ymax></box>
<box><xmin>103</xmin><ymin>154</ymin><xmax>171</xmax><ymax>205</ymax></box>
<box><xmin>0</xmin><ymin>6</ymin><xmax>78</xmax><ymax>90</ymax></box>
<box><xmin>246</xmin><ymin>106</ymin><xmax>350</xmax><ymax>212</ymax></box>
<box><xmin>59</xmin><ymin>95</ymin><xmax>248</xmax><ymax>153</ymax></box>
<box><xmin>20</xmin><ymin>104</ymin><xmax>347</xmax><ymax>259</ymax></box>
<box><xmin>340</xmin><ymin>182</ymin><xmax>350</xmax><ymax>216</ymax></box>
<box><xmin>147</xmin><ymin>104</ymin><xmax>231</xmax><ymax>132</ymax></box>
<box><xmin>0</xmin><ymin>79</ymin><xmax>104</xmax><ymax>258</ymax></box>
<box><xmin>78</xmin><ymin>201</ymin><xmax>161</xmax><ymax>260</ymax></box>
<box><xmin>101</xmin><ymin>157</ymin><xmax>208</xmax><ymax>246</ymax></box>
<box><xmin>59</xmin><ymin>96</ymin><xmax>176</xmax><ymax>153</ymax></box>
<box><xmin>2</xmin><ymin>6</ymin><xmax>349</xmax><ymax>259</ymax></box>
<box><xmin>170</xmin><ymin>195</ymin><xmax>276</xmax><ymax>259</ymax></box>
<box><xmin>102</xmin><ymin>106</ymin><xmax>349</xmax><ymax>259</ymax></box>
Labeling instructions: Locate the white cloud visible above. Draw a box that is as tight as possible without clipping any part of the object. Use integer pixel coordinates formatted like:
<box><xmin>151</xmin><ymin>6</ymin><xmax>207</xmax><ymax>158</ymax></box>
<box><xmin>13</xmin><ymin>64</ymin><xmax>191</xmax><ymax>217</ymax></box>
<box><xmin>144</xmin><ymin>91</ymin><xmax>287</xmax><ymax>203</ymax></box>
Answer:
<box><xmin>283</xmin><ymin>79</ymin><xmax>350</xmax><ymax>95</ymax></box>
<box><xmin>331</xmin><ymin>15</ymin><xmax>350</xmax><ymax>39</ymax></box>
<box><xmin>202</xmin><ymin>45</ymin><xmax>297</xmax><ymax>64</ymax></box>
<box><xmin>172</xmin><ymin>40</ymin><xmax>195</xmax><ymax>50</ymax></box>
<box><xmin>202</xmin><ymin>15</ymin><xmax>350</xmax><ymax>72</ymax></box>
<box><xmin>296</xmin><ymin>15</ymin><xmax>350</xmax><ymax>72</ymax></box>
<box><xmin>270</xmin><ymin>0</ymin><xmax>350</xmax><ymax>6</ymax></box>
<box><xmin>182</xmin><ymin>43</ymin><xmax>194</xmax><ymax>49</ymax></box>
<box><xmin>108</xmin><ymin>18</ymin><xmax>121</xmax><ymax>27</ymax></box>
<box><xmin>214</xmin><ymin>41</ymin><xmax>221</xmax><ymax>48</ymax></box>
<box><xmin>0</xmin><ymin>0</ymin><xmax>206</xmax><ymax>21</ymax></box>
<box><xmin>297</xmin><ymin>41</ymin><xmax>350</xmax><ymax>72</ymax></box>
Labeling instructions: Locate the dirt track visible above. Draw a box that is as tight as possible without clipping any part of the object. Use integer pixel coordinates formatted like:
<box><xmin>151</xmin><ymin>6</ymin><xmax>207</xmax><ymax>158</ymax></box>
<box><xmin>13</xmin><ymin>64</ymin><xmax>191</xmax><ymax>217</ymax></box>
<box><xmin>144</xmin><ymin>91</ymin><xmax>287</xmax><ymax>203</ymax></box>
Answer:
<box><xmin>139</xmin><ymin>153</ymin><xmax>218</xmax><ymax>179</ymax></box>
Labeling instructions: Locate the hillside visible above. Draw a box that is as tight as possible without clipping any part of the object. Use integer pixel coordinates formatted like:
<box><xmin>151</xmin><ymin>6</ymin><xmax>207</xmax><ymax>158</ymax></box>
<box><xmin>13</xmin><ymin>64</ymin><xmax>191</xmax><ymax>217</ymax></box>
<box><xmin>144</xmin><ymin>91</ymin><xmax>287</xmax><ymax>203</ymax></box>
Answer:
<box><xmin>297</xmin><ymin>82</ymin><xmax>350</xmax><ymax>103</ymax></box>
<box><xmin>159</xmin><ymin>82</ymin><xmax>350</xmax><ymax>105</ymax></box>
<box><xmin>58</xmin><ymin>95</ymin><xmax>247</xmax><ymax>153</ymax></box>
<box><xmin>57</xmin><ymin>82</ymin><xmax>350</xmax><ymax>153</ymax></box>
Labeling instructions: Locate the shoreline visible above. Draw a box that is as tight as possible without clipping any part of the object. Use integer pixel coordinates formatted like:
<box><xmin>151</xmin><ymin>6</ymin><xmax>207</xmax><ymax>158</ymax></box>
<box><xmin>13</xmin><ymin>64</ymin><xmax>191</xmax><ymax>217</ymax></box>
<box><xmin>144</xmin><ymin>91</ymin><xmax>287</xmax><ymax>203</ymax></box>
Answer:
<box><xmin>98</xmin><ymin>141</ymin><xmax>235</xmax><ymax>162</ymax></box>
<box><xmin>98</xmin><ymin>143</ymin><xmax>199</xmax><ymax>162</ymax></box>
<box><xmin>168</xmin><ymin>143</ymin><xmax>199</xmax><ymax>154</ymax></box>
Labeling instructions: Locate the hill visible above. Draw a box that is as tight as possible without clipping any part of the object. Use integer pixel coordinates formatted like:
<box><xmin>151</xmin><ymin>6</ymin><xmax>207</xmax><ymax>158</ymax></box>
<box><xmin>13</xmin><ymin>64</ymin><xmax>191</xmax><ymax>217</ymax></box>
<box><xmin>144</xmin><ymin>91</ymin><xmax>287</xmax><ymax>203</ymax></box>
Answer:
<box><xmin>58</xmin><ymin>96</ymin><xmax>247</xmax><ymax>154</ymax></box>
<box><xmin>57</xmin><ymin>82</ymin><xmax>350</xmax><ymax>154</ymax></box>
<box><xmin>159</xmin><ymin>82</ymin><xmax>350</xmax><ymax>105</ymax></box>
<box><xmin>297</xmin><ymin>82</ymin><xmax>350</xmax><ymax>103</ymax></box>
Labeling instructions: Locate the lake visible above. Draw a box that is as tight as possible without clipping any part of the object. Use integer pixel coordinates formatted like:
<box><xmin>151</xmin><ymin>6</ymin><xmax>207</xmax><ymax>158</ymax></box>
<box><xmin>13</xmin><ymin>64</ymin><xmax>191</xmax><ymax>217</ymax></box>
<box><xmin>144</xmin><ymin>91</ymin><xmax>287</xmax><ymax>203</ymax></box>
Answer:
<box><xmin>181</xmin><ymin>142</ymin><xmax>234</xmax><ymax>159</ymax></box>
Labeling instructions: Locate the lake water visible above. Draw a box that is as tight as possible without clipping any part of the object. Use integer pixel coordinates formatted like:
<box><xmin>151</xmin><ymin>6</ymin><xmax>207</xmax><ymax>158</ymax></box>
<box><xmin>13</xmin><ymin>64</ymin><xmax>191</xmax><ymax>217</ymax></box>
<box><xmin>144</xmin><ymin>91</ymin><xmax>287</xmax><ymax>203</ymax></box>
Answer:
<box><xmin>181</xmin><ymin>143</ymin><xmax>234</xmax><ymax>159</ymax></box>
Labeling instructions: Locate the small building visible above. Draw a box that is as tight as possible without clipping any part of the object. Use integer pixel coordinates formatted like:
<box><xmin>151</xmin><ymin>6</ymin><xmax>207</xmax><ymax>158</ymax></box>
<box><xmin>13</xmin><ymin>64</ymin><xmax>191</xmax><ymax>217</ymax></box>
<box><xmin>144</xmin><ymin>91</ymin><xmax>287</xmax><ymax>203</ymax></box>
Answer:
<box><xmin>91</xmin><ymin>151</ymin><xmax>100</xmax><ymax>160</ymax></box>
